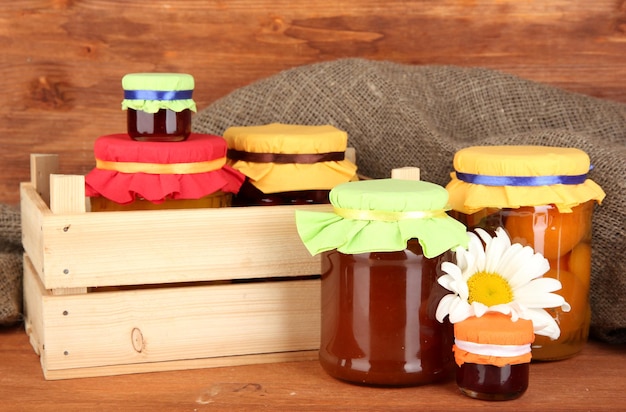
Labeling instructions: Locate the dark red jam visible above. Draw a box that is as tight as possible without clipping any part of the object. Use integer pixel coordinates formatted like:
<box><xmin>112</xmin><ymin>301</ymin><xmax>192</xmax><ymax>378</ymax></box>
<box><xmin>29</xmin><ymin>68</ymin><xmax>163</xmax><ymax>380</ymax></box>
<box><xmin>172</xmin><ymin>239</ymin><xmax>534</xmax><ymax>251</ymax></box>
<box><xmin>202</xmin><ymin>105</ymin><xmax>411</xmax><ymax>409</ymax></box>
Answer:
<box><xmin>319</xmin><ymin>240</ymin><xmax>454</xmax><ymax>386</ymax></box>
<box><xmin>127</xmin><ymin>108</ymin><xmax>191</xmax><ymax>142</ymax></box>
<box><xmin>457</xmin><ymin>362</ymin><xmax>529</xmax><ymax>400</ymax></box>
<box><xmin>231</xmin><ymin>179</ymin><xmax>330</xmax><ymax>206</ymax></box>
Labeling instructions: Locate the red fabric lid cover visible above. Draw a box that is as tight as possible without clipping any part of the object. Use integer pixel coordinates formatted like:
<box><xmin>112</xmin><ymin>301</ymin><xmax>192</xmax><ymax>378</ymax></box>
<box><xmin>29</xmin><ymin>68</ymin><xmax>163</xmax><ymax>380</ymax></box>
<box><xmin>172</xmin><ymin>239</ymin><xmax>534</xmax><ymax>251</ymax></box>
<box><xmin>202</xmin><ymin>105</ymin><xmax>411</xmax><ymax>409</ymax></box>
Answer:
<box><xmin>85</xmin><ymin>133</ymin><xmax>245</xmax><ymax>204</ymax></box>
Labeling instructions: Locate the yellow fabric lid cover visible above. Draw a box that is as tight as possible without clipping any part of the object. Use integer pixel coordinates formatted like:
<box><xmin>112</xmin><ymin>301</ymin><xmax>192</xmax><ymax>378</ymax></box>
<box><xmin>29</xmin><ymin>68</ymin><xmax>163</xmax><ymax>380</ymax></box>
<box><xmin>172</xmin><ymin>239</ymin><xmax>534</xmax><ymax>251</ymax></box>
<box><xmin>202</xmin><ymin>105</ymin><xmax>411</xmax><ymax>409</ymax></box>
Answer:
<box><xmin>223</xmin><ymin>123</ymin><xmax>358</xmax><ymax>193</ymax></box>
<box><xmin>446</xmin><ymin>145</ymin><xmax>606</xmax><ymax>213</ymax></box>
<box><xmin>121</xmin><ymin>73</ymin><xmax>197</xmax><ymax>113</ymax></box>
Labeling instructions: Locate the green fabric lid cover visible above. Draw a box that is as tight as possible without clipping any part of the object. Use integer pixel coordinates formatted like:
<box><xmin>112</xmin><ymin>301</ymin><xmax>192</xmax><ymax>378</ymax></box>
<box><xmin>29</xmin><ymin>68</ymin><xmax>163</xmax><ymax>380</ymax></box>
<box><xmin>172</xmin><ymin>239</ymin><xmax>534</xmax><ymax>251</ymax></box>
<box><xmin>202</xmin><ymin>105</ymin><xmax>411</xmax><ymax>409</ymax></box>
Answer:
<box><xmin>121</xmin><ymin>73</ymin><xmax>197</xmax><ymax>113</ymax></box>
<box><xmin>295</xmin><ymin>179</ymin><xmax>469</xmax><ymax>258</ymax></box>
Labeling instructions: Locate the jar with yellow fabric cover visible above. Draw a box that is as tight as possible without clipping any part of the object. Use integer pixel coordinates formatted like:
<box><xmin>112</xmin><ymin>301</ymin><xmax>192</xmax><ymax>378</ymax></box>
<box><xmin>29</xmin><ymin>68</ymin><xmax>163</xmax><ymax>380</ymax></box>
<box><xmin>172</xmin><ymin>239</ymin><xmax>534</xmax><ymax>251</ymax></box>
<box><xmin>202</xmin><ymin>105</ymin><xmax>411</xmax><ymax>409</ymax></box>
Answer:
<box><xmin>122</xmin><ymin>73</ymin><xmax>197</xmax><ymax>142</ymax></box>
<box><xmin>296</xmin><ymin>179</ymin><xmax>469</xmax><ymax>386</ymax></box>
<box><xmin>223</xmin><ymin>123</ymin><xmax>358</xmax><ymax>206</ymax></box>
<box><xmin>445</xmin><ymin>146</ymin><xmax>606</xmax><ymax>361</ymax></box>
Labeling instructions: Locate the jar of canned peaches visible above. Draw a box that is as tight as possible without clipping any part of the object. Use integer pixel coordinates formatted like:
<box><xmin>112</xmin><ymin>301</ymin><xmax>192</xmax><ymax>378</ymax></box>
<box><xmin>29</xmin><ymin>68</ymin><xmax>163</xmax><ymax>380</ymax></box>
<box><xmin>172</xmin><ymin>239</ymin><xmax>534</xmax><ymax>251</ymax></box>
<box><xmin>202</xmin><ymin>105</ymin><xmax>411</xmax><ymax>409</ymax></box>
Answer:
<box><xmin>445</xmin><ymin>146</ymin><xmax>606</xmax><ymax>361</ymax></box>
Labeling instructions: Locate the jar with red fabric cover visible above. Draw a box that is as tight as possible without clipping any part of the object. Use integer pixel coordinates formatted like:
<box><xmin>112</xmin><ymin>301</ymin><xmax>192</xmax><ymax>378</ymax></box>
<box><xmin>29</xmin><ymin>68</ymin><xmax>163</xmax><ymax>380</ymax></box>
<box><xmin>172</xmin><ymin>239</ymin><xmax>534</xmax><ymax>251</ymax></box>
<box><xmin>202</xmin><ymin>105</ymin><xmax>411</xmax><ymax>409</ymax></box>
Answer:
<box><xmin>85</xmin><ymin>133</ymin><xmax>245</xmax><ymax>211</ymax></box>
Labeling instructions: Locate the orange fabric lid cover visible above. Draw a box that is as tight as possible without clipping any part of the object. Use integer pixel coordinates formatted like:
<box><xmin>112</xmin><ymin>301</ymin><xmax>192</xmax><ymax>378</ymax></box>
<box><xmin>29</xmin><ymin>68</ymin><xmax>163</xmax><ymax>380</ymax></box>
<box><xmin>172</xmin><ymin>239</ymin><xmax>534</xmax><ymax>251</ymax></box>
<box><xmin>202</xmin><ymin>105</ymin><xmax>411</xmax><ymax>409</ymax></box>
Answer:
<box><xmin>453</xmin><ymin>313</ymin><xmax>535</xmax><ymax>367</ymax></box>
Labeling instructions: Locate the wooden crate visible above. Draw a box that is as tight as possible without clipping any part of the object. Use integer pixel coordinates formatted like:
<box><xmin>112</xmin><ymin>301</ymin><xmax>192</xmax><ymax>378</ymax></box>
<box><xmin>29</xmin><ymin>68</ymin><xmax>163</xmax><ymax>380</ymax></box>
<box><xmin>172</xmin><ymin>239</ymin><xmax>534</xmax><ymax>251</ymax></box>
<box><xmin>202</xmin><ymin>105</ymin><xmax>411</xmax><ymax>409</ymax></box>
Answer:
<box><xmin>21</xmin><ymin>154</ymin><xmax>328</xmax><ymax>380</ymax></box>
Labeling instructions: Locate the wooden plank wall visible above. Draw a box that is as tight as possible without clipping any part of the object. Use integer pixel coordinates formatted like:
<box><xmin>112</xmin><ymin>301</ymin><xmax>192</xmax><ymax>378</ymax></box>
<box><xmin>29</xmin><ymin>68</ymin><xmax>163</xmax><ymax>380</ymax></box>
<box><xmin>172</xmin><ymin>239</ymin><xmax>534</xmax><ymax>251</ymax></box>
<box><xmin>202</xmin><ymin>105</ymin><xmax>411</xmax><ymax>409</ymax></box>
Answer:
<box><xmin>1</xmin><ymin>0</ymin><xmax>625</xmax><ymax>205</ymax></box>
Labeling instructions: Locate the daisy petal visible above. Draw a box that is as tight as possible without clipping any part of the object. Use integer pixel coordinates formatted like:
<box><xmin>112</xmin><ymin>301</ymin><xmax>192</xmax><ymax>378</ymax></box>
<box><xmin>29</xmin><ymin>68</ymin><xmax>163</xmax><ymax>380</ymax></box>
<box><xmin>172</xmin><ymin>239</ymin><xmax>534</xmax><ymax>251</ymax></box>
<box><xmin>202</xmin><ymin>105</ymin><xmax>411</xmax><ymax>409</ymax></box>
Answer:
<box><xmin>515</xmin><ymin>288</ymin><xmax>569</xmax><ymax>309</ymax></box>
<box><xmin>526</xmin><ymin>308</ymin><xmax>561</xmax><ymax>340</ymax></box>
<box><xmin>435</xmin><ymin>294</ymin><xmax>457</xmax><ymax>322</ymax></box>
<box><xmin>471</xmin><ymin>301</ymin><xmax>489</xmax><ymax>318</ymax></box>
<box><xmin>507</xmin><ymin>253</ymin><xmax>550</xmax><ymax>288</ymax></box>
<box><xmin>489</xmin><ymin>303</ymin><xmax>513</xmax><ymax>317</ymax></box>
<box><xmin>522</xmin><ymin>277</ymin><xmax>564</xmax><ymax>293</ymax></box>
<box><xmin>448</xmin><ymin>298</ymin><xmax>472</xmax><ymax>323</ymax></box>
<box><xmin>437</xmin><ymin>274</ymin><xmax>457</xmax><ymax>292</ymax></box>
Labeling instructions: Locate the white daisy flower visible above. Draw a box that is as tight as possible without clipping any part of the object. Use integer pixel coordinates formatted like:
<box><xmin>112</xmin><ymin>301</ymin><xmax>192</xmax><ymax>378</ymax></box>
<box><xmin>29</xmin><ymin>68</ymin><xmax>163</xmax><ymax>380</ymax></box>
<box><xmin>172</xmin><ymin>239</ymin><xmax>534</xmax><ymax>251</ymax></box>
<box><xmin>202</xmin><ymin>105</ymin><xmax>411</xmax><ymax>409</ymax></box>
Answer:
<box><xmin>435</xmin><ymin>227</ymin><xmax>570</xmax><ymax>340</ymax></box>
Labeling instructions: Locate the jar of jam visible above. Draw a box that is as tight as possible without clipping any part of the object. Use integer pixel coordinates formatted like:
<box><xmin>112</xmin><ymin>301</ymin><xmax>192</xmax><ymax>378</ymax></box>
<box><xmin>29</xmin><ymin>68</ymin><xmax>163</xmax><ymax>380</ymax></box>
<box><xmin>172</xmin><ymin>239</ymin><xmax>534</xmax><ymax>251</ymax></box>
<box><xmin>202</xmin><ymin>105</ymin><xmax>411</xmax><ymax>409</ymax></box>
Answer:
<box><xmin>122</xmin><ymin>73</ymin><xmax>196</xmax><ymax>142</ymax></box>
<box><xmin>223</xmin><ymin>123</ymin><xmax>358</xmax><ymax>206</ymax></box>
<box><xmin>445</xmin><ymin>146</ymin><xmax>606</xmax><ymax>361</ymax></box>
<box><xmin>295</xmin><ymin>178</ymin><xmax>469</xmax><ymax>386</ymax></box>
<box><xmin>85</xmin><ymin>133</ymin><xmax>245</xmax><ymax>211</ymax></box>
<box><xmin>454</xmin><ymin>313</ymin><xmax>535</xmax><ymax>401</ymax></box>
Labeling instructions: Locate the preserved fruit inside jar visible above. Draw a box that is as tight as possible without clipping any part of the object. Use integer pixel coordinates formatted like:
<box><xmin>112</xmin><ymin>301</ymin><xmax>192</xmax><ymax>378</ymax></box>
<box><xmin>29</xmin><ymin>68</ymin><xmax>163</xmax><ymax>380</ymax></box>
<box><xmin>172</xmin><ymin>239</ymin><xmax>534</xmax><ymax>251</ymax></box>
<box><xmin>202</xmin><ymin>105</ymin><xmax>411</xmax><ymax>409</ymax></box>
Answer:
<box><xmin>89</xmin><ymin>191</ymin><xmax>232</xmax><ymax>211</ymax></box>
<box><xmin>319</xmin><ymin>240</ymin><xmax>454</xmax><ymax>386</ymax></box>
<box><xmin>122</xmin><ymin>72</ymin><xmax>196</xmax><ymax>143</ymax></box>
<box><xmin>232</xmin><ymin>179</ymin><xmax>329</xmax><ymax>206</ymax></box>
<box><xmin>127</xmin><ymin>108</ymin><xmax>191</xmax><ymax>142</ymax></box>
<box><xmin>450</xmin><ymin>200</ymin><xmax>594</xmax><ymax>360</ymax></box>
<box><xmin>457</xmin><ymin>363</ymin><xmax>529</xmax><ymax>401</ymax></box>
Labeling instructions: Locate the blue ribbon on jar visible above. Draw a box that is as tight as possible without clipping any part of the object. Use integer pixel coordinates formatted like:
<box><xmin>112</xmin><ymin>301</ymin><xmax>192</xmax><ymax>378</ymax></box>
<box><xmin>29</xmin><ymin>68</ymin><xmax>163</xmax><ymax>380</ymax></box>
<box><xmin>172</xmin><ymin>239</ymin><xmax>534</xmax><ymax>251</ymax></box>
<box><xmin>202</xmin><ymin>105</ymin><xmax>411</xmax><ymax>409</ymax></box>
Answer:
<box><xmin>124</xmin><ymin>89</ymin><xmax>194</xmax><ymax>100</ymax></box>
<box><xmin>455</xmin><ymin>168</ymin><xmax>591</xmax><ymax>186</ymax></box>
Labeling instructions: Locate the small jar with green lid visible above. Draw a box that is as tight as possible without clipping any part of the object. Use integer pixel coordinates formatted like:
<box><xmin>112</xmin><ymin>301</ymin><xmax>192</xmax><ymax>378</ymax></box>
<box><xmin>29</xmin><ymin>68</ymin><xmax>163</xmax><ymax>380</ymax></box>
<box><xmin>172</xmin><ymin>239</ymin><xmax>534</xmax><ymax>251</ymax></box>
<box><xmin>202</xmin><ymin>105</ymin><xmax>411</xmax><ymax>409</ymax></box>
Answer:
<box><xmin>122</xmin><ymin>73</ymin><xmax>197</xmax><ymax>142</ymax></box>
<box><xmin>296</xmin><ymin>178</ymin><xmax>469</xmax><ymax>386</ymax></box>
<box><xmin>445</xmin><ymin>145</ymin><xmax>606</xmax><ymax>361</ymax></box>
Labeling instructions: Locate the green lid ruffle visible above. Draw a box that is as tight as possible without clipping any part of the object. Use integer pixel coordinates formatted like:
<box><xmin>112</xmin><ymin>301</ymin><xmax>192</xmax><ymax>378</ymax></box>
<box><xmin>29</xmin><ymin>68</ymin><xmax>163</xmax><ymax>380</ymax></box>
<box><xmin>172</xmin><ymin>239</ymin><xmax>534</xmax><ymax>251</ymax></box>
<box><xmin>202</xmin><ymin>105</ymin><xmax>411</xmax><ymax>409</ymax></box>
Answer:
<box><xmin>121</xmin><ymin>73</ymin><xmax>197</xmax><ymax>113</ymax></box>
<box><xmin>295</xmin><ymin>179</ymin><xmax>469</xmax><ymax>258</ymax></box>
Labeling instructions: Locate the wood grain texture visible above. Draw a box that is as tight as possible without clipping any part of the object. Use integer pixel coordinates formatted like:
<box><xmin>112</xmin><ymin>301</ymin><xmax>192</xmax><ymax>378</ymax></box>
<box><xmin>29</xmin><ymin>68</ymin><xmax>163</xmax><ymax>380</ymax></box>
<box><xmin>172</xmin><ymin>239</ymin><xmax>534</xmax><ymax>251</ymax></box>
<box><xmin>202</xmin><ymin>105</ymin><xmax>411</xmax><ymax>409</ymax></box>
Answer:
<box><xmin>1</xmin><ymin>0</ymin><xmax>626</xmax><ymax>204</ymax></box>
<box><xmin>1</xmin><ymin>324</ymin><xmax>625</xmax><ymax>411</ymax></box>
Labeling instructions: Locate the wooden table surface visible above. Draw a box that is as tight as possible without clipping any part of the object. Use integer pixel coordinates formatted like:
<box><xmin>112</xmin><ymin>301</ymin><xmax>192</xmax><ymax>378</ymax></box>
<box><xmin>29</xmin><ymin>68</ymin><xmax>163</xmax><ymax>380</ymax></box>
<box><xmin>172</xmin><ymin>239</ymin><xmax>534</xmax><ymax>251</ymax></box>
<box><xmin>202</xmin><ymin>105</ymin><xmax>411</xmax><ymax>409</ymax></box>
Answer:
<box><xmin>1</xmin><ymin>324</ymin><xmax>624</xmax><ymax>411</ymax></box>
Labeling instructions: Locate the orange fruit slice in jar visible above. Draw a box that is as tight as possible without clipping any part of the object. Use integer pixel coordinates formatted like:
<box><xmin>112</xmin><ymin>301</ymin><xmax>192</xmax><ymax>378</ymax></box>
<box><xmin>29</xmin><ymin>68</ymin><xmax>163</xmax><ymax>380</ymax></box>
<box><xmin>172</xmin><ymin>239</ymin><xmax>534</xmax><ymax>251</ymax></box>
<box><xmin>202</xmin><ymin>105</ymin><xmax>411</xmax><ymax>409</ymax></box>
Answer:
<box><xmin>541</xmin><ymin>268</ymin><xmax>588</xmax><ymax>340</ymax></box>
<box><xmin>504</xmin><ymin>203</ymin><xmax>588</xmax><ymax>260</ymax></box>
<box><xmin>548</xmin><ymin>252</ymin><xmax>570</xmax><ymax>274</ymax></box>
<box><xmin>568</xmin><ymin>242</ymin><xmax>592</xmax><ymax>291</ymax></box>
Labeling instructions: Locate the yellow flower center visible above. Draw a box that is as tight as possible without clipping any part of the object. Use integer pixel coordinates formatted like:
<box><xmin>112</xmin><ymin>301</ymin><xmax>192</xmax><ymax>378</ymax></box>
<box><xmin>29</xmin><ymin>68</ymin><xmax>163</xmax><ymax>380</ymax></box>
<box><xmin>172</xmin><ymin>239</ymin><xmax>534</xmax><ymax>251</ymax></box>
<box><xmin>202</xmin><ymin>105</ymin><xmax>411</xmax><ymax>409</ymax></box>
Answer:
<box><xmin>467</xmin><ymin>271</ymin><xmax>514</xmax><ymax>307</ymax></box>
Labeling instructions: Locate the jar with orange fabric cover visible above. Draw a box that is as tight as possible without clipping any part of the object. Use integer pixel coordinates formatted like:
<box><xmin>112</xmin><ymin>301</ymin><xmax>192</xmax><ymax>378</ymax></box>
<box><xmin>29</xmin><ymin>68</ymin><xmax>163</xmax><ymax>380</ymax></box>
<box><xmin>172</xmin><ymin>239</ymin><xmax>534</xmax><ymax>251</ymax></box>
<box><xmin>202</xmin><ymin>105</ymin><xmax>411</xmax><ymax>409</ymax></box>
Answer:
<box><xmin>223</xmin><ymin>123</ymin><xmax>358</xmax><ymax>206</ymax></box>
<box><xmin>445</xmin><ymin>146</ymin><xmax>606</xmax><ymax>361</ymax></box>
<box><xmin>454</xmin><ymin>313</ymin><xmax>535</xmax><ymax>400</ymax></box>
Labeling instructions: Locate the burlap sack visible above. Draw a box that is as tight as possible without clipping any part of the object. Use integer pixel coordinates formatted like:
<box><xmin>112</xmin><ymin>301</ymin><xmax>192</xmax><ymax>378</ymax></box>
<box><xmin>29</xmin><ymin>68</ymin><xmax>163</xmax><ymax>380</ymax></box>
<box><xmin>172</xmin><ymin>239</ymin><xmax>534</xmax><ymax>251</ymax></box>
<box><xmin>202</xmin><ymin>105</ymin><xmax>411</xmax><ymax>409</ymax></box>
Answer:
<box><xmin>0</xmin><ymin>203</ymin><xmax>23</xmax><ymax>325</ymax></box>
<box><xmin>193</xmin><ymin>58</ymin><xmax>626</xmax><ymax>344</ymax></box>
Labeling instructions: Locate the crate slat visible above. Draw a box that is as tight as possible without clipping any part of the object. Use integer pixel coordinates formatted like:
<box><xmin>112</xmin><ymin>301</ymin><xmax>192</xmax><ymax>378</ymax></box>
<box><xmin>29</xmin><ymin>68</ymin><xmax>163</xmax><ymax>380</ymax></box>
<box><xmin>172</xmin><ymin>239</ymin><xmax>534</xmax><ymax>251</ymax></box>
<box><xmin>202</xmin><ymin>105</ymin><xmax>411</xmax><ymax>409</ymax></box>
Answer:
<box><xmin>24</xmin><ymin>254</ymin><xmax>321</xmax><ymax>380</ymax></box>
<box><xmin>21</xmin><ymin>181</ymin><xmax>328</xmax><ymax>289</ymax></box>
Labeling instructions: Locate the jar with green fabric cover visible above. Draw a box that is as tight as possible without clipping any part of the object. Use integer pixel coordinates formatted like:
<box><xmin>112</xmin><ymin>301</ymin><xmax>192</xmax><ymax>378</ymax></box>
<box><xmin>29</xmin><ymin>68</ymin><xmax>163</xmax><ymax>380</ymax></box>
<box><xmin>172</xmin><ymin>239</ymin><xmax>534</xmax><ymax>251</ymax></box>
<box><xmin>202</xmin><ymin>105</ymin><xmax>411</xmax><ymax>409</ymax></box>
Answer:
<box><xmin>122</xmin><ymin>73</ymin><xmax>197</xmax><ymax>142</ymax></box>
<box><xmin>296</xmin><ymin>179</ymin><xmax>469</xmax><ymax>386</ymax></box>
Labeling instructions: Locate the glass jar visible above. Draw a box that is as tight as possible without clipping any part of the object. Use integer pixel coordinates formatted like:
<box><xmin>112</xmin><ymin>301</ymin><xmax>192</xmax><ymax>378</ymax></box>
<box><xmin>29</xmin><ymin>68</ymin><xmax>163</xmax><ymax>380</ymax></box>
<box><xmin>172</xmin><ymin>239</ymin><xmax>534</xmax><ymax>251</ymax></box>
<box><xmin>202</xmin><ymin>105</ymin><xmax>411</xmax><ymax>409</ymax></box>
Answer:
<box><xmin>446</xmin><ymin>146</ymin><xmax>606</xmax><ymax>361</ymax></box>
<box><xmin>320</xmin><ymin>241</ymin><xmax>455</xmax><ymax>386</ymax></box>
<box><xmin>122</xmin><ymin>73</ymin><xmax>197</xmax><ymax>142</ymax></box>
<box><xmin>223</xmin><ymin>123</ymin><xmax>358</xmax><ymax>206</ymax></box>
<box><xmin>457</xmin><ymin>363</ymin><xmax>530</xmax><ymax>401</ymax></box>
<box><xmin>232</xmin><ymin>180</ymin><xmax>330</xmax><ymax>206</ymax></box>
<box><xmin>89</xmin><ymin>191</ymin><xmax>232</xmax><ymax>211</ymax></box>
<box><xmin>126</xmin><ymin>107</ymin><xmax>192</xmax><ymax>142</ymax></box>
<box><xmin>85</xmin><ymin>133</ymin><xmax>245</xmax><ymax>211</ymax></box>
<box><xmin>295</xmin><ymin>178</ymin><xmax>469</xmax><ymax>386</ymax></box>
<box><xmin>453</xmin><ymin>313</ymin><xmax>534</xmax><ymax>401</ymax></box>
